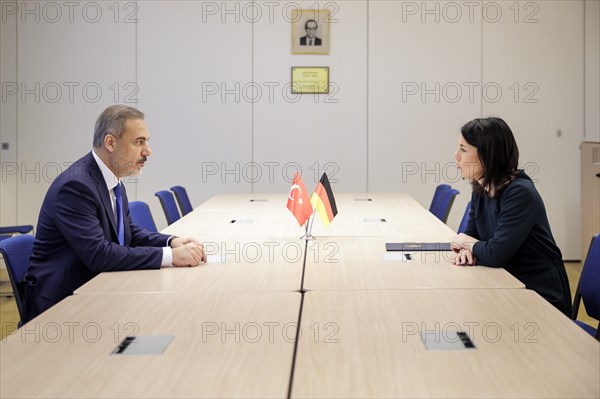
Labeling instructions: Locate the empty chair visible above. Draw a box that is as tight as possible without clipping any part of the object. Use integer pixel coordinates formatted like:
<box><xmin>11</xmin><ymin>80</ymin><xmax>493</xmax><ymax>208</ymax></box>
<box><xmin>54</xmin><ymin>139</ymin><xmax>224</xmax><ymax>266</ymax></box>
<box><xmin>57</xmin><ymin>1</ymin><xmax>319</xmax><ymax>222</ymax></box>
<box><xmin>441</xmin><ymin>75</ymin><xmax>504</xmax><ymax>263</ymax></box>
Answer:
<box><xmin>0</xmin><ymin>225</ymin><xmax>34</xmax><ymax>241</ymax></box>
<box><xmin>155</xmin><ymin>190</ymin><xmax>181</xmax><ymax>225</ymax></box>
<box><xmin>0</xmin><ymin>234</ymin><xmax>35</xmax><ymax>326</ymax></box>
<box><xmin>457</xmin><ymin>201</ymin><xmax>471</xmax><ymax>233</ymax></box>
<box><xmin>170</xmin><ymin>185</ymin><xmax>193</xmax><ymax>216</ymax></box>
<box><xmin>431</xmin><ymin>188</ymin><xmax>459</xmax><ymax>224</ymax></box>
<box><xmin>429</xmin><ymin>184</ymin><xmax>452</xmax><ymax>215</ymax></box>
<box><xmin>129</xmin><ymin>201</ymin><xmax>158</xmax><ymax>232</ymax></box>
<box><xmin>0</xmin><ymin>225</ymin><xmax>33</xmax><ymax>235</ymax></box>
<box><xmin>572</xmin><ymin>234</ymin><xmax>600</xmax><ymax>340</ymax></box>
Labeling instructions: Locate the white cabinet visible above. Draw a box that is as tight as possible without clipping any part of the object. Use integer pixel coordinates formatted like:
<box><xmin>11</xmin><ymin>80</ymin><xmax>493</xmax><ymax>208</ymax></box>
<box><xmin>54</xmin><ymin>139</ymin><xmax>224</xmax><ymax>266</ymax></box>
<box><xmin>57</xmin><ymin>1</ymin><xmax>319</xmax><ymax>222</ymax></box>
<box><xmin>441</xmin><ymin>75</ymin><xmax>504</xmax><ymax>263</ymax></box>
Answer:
<box><xmin>581</xmin><ymin>142</ymin><xmax>600</xmax><ymax>258</ymax></box>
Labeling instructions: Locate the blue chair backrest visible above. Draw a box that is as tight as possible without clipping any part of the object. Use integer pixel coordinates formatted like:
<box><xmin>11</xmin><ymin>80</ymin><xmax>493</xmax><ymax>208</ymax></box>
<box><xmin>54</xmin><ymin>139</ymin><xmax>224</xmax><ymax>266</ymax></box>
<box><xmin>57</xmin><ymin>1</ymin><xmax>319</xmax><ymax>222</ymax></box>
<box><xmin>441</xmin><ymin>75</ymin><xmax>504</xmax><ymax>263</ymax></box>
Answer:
<box><xmin>0</xmin><ymin>234</ymin><xmax>35</xmax><ymax>324</ymax></box>
<box><xmin>579</xmin><ymin>234</ymin><xmax>600</xmax><ymax>320</ymax></box>
<box><xmin>155</xmin><ymin>190</ymin><xmax>181</xmax><ymax>225</ymax></box>
<box><xmin>129</xmin><ymin>201</ymin><xmax>158</xmax><ymax>232</ymax></box>
<box><xmin>432</xmin><ymin>188</ymin><xmax>459</xmax><ymax>224</ymax></box>
<box><xmin>429</xmin><ymin>184</ymin><xmax>452</xmax><ymax>214</ymax></box>
<box><xmin>457</xmin><ymin>201</ymin><xmax>471</xmax><ymax>233</ymax></box>
<box><xmin>0</xmin><ymin>225</ymin><xmax>33</xmax><ymax>235</ymax></box>
<box><xmin>170</xmin><ymin>185</ymin><xmax>193</xmax><ymax>216</ymax></box>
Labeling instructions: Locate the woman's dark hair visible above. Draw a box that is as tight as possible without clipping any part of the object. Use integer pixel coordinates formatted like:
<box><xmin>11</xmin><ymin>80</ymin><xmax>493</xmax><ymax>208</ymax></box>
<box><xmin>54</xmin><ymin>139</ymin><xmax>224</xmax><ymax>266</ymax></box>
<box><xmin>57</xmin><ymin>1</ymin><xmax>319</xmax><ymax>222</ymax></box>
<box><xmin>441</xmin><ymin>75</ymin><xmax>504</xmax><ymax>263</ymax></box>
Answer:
<box><xmin>460</xmin><ymin>117</ymin><xmax>520</xmax><ymax>196</ymax></box>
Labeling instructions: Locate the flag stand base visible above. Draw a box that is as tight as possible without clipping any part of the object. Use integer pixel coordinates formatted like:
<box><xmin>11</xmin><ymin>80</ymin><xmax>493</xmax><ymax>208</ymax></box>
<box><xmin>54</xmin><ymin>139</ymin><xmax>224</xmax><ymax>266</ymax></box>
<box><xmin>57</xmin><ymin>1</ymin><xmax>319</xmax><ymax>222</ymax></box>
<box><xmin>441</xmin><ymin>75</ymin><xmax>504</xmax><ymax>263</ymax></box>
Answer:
<box><xmin>300</xmin><ymin>233</ymin><xmax>316</xmax><ymax>241</ymax></box>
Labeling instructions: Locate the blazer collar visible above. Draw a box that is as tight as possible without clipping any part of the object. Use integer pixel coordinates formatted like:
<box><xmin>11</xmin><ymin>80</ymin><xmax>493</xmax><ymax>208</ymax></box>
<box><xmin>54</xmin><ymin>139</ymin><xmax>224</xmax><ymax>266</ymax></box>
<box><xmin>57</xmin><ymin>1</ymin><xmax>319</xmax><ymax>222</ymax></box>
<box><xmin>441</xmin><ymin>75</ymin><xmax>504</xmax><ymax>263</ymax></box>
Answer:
<box><xmin>83</xmin><ymin>152</ymin><xmax>119</xmax><ymax>236</ymax></box>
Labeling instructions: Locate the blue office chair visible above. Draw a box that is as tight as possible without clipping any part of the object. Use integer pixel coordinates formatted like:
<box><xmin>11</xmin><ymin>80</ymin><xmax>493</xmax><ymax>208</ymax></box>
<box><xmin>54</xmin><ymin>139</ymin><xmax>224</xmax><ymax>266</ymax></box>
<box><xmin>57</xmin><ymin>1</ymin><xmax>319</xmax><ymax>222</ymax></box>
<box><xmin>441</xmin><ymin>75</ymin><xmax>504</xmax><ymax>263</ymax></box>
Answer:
<box><xmin>457</xmin><ymin>201</ymin><xmax>471</xmax><ymax>233</ymax></box>
<box><xmin>170</xmin><ymin>185</ymin><xmax>193</xmax><ymax>216</ymax></box>
<box><xmin>429</xmin><ymin>184</ymin><xmax>452</xmax><ymax>216</ymax></box>
<box><xmin>431</xmin><ymin>188</ymin><xmax>459</xmax><ymax>224</ymax></box>
<box><xmin>155</xmin><ymin>190</ymin><xmax>181</xmax><ymax>225</ymax></box>
<box><xmin>0</xmin><ymin>226</ymin><xmax>33</xmax><ymax>235</ymax></box>
<box><xmin>129</xmin><ymin>201</ymin><xmax>158</xmax><ymax>232</ymax></box>
<box><xmin>572</xmin><ymin>234</ymin><xmax>600</xmax><ymax>340</ymax></box>
<box><xmin>0</xmin><ymin>234</ymin><xmax>35</xmax><ymax>326</ymax></box>
<box><xmin>0</xmin><ymin>225</ymin><xmax>34</xmax><ymax>241</ymax></box>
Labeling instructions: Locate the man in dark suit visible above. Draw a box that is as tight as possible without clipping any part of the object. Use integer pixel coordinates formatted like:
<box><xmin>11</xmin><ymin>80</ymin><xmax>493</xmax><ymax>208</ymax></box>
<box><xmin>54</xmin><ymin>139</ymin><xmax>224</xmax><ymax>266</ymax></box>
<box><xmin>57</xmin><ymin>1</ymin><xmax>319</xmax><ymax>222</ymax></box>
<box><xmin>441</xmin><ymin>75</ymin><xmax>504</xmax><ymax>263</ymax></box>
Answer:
<box><xmin>21</xmin><ymin>105</ymin><xmax>206</xmax><ymax>324</ymax></box>
<box><xmin>300</xmin><ymin>19</ymin><xmax>322</xmax><ymax>46</ymax></box>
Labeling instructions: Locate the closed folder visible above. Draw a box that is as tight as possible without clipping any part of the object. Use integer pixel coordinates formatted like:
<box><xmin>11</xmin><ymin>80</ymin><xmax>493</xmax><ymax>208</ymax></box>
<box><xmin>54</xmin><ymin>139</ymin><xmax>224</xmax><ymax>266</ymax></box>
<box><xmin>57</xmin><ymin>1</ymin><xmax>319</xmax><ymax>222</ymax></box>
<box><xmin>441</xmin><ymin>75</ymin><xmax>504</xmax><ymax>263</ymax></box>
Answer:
<box><xmin>385</xmin><ymin>242</ymin><xmax>452</xmax><ymax>251</ymax></box>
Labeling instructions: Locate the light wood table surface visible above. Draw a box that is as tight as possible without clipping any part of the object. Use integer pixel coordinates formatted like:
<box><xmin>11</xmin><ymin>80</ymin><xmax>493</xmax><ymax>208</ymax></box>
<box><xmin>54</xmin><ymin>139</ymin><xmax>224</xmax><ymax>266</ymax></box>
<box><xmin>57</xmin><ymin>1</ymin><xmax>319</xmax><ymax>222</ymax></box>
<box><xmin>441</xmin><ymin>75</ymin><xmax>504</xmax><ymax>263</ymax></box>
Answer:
<box><xmin>162</xmin><ymin>208</ymin><xmax>308</xmax><ymax>240</ymax></box>
<box><xmin>292</xmin><ymin>289</ymin><xmax>600</xmax><ymax>398</ymax></box>
<box><xmin>76</xmin><ymin>238</ymin><xmax>305</xmax><ymax>294</ymax></box>
<box><xmin>6</xmin><ymin>193</ymin><xmax>593</xmax><ymax>399</ymax></box>
<box><xmin>309</xmin><ymin>208</ymin><xmax>454</xmax><ymax>238</ymax></box>
<box><xmin>1</xmin><ymin>291</ymin><xmax>300</xmax><ymax>398</ymax></box>
<box><xmin>303</xmin><ymin>236</ymin><xmax>524</xmax><ymax>290</ymax></box>
<box><xmin>308</xmin><ymin>193</ymin><xmax>454</xmax><ymax>238</ymax></box>
<box><xmin>193</xmin><ymin>193</ymin><xmax>449</xmax><ymax>238</ymax></box>
<box><xmin>196</xmin><ymin>193</ymin><xmax>288</xmax><ymax>212</ymax></box>
<box><xmin>171</xmin><ymin>192</ymin><xmax>450</xmax><ymax>239</ymax></box>
<box><xmin>195</xmin><ymin>193</ymin><xmax>426</xmax><ymax>213</ymax></box>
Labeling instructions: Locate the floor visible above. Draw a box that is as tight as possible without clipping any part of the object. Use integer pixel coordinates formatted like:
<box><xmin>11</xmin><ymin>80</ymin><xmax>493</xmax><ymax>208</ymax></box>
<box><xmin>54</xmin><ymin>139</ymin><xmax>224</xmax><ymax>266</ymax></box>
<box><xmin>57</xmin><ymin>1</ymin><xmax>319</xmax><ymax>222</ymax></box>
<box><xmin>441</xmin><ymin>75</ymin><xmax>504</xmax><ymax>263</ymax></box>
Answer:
<box><xmin>0</xmin><ymin>262</ymin><xmax>596</xmax><ymax>341</ymax></box>
<box><xmin>0</xmin><ymin>268</ymin><xmax>20</xmax><ymax>340</ymax></box>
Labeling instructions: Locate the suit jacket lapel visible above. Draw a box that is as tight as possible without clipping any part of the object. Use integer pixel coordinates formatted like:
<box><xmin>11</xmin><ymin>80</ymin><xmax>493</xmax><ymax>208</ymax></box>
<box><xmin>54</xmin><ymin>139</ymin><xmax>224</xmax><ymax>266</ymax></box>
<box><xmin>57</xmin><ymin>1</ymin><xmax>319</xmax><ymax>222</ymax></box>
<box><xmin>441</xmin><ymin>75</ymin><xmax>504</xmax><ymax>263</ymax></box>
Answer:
<box><xmin>84</xmin><ymin>152</ymin><xmax>119</xmax><ymax>239</ymax></box>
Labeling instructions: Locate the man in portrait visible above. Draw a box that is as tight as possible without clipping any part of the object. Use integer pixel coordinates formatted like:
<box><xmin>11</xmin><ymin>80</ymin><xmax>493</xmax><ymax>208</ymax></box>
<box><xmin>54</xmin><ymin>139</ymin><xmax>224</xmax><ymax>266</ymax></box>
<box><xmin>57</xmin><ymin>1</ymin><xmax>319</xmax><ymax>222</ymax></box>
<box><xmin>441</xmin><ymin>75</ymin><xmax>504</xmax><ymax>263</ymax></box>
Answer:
<box><xmin>300</xmin><ymin>19</ymin><xmax>322</xmax><ymax>46</ymax></box>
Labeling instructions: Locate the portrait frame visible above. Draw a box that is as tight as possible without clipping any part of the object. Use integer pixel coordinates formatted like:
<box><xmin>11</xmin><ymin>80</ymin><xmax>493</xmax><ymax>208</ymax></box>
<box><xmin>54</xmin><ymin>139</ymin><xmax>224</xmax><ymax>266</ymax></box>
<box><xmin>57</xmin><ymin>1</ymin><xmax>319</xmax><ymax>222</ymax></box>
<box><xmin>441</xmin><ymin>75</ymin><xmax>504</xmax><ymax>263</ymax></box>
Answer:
<box><xmin>291</xmin><ymin>9</ymin><xmax>331</xmax><ymax>55</ymax></box>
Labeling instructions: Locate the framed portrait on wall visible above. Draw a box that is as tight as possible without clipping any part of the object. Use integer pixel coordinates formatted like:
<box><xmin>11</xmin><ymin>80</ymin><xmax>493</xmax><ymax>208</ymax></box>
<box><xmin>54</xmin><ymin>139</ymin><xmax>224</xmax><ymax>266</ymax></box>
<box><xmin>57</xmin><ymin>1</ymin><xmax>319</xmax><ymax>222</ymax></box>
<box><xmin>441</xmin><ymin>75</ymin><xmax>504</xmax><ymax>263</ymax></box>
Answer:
<box><xmin>291</xmin><ymin>9</ymin><xmax>331</xmax><ymax>55</ymax></box>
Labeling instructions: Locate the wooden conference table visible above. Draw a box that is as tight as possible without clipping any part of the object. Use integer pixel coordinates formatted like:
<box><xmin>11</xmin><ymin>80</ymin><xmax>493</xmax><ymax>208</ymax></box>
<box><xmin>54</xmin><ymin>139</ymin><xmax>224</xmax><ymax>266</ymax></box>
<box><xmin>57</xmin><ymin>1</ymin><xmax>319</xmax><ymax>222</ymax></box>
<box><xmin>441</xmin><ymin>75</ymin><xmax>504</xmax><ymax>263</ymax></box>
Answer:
<box><xmin>1</xmin><ymin>193</ymin><xmax>598</xmax><ymax>398</ymax></box>
<box><xmin>293</xmin><ymin>289</ymin><xmax>599</xmax><ymax>398</ymax></box>
<box><xmin>1</xmin><ymin>291</ymin><xmax>300</xmax><ymax>398</ymax></box>
<box><xmin>76</xmin><ymin>193</ymin><xmax>521</xmax><ymax>295</ymax></box>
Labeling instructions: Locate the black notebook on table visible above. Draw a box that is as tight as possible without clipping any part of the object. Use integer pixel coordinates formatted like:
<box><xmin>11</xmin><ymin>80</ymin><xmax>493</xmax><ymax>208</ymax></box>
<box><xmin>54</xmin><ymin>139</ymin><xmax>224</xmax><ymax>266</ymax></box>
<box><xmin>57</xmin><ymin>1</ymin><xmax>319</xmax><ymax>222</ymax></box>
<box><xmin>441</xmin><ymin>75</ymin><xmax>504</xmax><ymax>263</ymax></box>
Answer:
<box><xmin>385</xmin><ymin>242</ymin><xmax>452</xmax><ymax>251</ymax></box>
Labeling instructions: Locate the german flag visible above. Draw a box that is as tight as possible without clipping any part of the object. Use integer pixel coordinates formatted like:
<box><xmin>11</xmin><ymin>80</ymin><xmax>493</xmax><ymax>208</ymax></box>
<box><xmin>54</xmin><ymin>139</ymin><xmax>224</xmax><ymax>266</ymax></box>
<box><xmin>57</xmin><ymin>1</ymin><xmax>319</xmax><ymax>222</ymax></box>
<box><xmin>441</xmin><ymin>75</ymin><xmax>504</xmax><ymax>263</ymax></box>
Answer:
<box><xmin>310</xmin><ymin>173</ymin><xmax>338</xmax><ymax>227</ymax></box>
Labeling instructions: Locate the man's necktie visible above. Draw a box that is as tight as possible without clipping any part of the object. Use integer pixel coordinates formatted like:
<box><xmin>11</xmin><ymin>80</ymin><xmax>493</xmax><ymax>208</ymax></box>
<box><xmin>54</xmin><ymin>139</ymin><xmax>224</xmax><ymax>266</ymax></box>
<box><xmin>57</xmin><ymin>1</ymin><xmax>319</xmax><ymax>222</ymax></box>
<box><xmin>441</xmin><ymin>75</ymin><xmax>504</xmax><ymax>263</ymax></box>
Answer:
<box><xmin>114</xmin><ymin>183</ymin><xmax>125</xmax><ymax>245</ymax></box>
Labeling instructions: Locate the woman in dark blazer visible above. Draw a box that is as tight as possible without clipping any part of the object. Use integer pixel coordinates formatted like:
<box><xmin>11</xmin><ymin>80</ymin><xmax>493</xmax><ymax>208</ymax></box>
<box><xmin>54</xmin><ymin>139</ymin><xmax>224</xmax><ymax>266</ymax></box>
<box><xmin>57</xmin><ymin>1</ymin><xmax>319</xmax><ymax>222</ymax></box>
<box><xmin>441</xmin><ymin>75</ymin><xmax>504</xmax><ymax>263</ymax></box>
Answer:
<box><xmin>451</xmin><ymin>117</ymin><xmax>572</xmax><ymax>316</ymax></box>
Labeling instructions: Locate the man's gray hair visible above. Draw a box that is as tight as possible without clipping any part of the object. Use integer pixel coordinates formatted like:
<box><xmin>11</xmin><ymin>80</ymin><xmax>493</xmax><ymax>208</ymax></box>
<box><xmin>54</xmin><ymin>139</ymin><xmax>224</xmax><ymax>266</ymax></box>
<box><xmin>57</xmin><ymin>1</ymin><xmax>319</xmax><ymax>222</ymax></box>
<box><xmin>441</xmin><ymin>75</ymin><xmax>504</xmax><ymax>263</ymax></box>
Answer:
<box><xmin>93</xmin><ymin>105</ymin><xmax>144</xmax><ymax>148</ymax></box>
<box><xmin>305</xmin><ymin>19</ymin><xmax>318</xmax><ymax>29</ymax></box>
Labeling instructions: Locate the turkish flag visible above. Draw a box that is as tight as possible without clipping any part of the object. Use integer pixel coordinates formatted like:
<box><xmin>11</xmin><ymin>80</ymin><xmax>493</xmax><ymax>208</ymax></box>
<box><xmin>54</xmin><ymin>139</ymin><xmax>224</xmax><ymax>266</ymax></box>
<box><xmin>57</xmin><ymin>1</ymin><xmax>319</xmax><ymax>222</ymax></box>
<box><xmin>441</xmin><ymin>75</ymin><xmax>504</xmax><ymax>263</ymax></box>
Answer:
<box><xmin>287</xmin><ymin>171</ymin><xmax>313</xmax><ymax>227</ymax></box>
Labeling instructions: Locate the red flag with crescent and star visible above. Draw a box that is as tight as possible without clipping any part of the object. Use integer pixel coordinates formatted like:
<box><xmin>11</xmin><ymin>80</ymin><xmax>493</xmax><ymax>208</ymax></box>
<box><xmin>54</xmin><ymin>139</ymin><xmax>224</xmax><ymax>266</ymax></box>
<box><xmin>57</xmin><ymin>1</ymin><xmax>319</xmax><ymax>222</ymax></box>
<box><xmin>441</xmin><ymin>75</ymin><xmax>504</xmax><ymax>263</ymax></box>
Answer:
<box><xmin>287</xmin><ymin>171</ymin><xmax>313</xmax><ymax>227</ymax></box>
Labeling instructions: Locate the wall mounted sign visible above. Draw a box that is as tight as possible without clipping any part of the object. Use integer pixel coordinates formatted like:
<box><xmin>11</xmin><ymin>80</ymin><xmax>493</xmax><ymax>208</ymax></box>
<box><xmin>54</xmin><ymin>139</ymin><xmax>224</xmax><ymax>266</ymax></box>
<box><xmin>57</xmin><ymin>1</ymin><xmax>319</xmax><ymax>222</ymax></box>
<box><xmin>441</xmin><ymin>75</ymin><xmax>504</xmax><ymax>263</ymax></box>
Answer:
<box><xmin>291</xmin><ymin>67</ymin><xmax>330</xmax><ymax>94</ymax></box>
